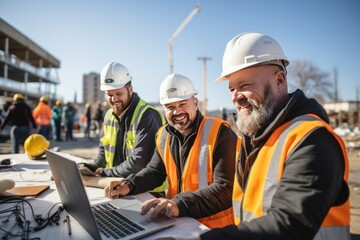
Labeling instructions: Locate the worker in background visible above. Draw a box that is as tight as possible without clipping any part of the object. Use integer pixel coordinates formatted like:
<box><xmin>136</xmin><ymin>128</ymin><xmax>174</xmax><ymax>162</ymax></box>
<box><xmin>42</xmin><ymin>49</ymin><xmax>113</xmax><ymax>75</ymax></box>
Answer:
<box><xmin>92</xmin><ymin>101</ymin><xmax>104</xmax><ymax>137</ymax></box>
<box><xmin>199</xmin><ymin>32</ymin><xmax>350</xmax><ymax>240</ymax></box>
<box><xmin>33</xmin><ymin>96</ymin><xmax>52</xmax><ymax>140</ymax></box>
<box><xmin>0</xmin><ymin>94</ymin><xmax>37</xmax><ymax>153</ymax></box>
<box><xmin>219</xmin><ymin>106</ymin><xmax>227</xmax><ymax>121</ymax></box>
<box><xmin>84</xmin><ymin>102</ymin><xmax>92</xmax><ymax>138</ymax></box>
<box><xmin>84</xmin><ymin>61</ymin><xmax>166</xmax><ymax>189</ymax></box>
<box><xmin>0</xmin><ymin>106</ymin><xmax>5</xmax><ymax>126</ymax></box>
<box><xmin>62</xmin><ymin>101</ymin><xmax>77</xmax><ymax>141</ymax></box>
<box><xmin>51</xmin><ymin>100</ymin><xmax>63</xmax><ymax>141</ymax></box>
<box><xmin>105</xmin><ymin>73</ymin><xmax>238</xmax><ymax>229</ymax></box>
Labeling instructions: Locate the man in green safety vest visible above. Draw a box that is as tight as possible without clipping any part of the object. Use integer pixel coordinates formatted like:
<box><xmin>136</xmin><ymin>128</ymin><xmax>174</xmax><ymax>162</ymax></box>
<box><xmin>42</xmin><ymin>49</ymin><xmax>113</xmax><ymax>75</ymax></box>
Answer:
<box><xmin>82</xmin><ymin>61</ymin><xmax>167</xmax><ymax>192</ymax></box>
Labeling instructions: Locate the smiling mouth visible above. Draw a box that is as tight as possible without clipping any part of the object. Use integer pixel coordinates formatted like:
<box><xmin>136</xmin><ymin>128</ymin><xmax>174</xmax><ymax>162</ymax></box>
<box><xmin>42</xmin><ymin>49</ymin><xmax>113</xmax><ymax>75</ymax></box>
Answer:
<box><xmin>236</xmin><ymin>102</ymin><xmax>250</xmax><ymax>109</ymax></box>
<box><xmin>112</xmin><ymin>102</ymin><xmax>122</xmax><ymax>106</ymax></box>
<box><xmin>243</xmin><ymin>104</ymin><xmax>252</xmax><ymax>109</ymax></box>
<box><xmin>173</xmin><ymin>115</ymin><xmax>187</xmax><ymax>122</ymax></box>
<box><xmin>236</xmin><ymin>97</ymin><xmax>254</xmax><ymax>109</ymax></box>
<box><xmin>237</xmin><ymin>104</ymin><xmax>253</xmax><ymax>113</ymax></box>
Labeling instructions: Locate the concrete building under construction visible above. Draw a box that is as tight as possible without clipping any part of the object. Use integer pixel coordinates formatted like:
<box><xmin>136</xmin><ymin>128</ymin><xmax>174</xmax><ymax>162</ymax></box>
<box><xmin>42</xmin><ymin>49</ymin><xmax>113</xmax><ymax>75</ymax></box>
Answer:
<box><xmin>0</xmin><ymin>18</ymin><xmax>61</xmax><ymax>109</ymax></box>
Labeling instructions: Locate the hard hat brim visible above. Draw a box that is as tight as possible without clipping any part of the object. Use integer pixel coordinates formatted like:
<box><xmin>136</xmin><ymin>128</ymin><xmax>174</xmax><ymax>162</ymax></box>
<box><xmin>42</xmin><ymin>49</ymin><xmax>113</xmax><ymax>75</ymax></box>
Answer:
<box><xmin>215</xmin><ymin>62</ymin><xmax>262</xmax><ymax>82</ymax></box>
<box><xmin>100</xmin><ymin>83</ymin><xmax>127</xmax><ymax>91</ymax></box>
<box><xmin>215</xmin><ymin>59</ymin><xmax>289</xmax><ymax>82</ymax></box>
<box><xmin>159</xmin><ymin>94</ymin><xmax>195</xmax><ymax>105</ymax></box>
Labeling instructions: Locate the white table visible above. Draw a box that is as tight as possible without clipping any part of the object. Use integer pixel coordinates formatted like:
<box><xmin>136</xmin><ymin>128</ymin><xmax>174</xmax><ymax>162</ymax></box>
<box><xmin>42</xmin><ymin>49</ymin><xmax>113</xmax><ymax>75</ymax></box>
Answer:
<box><xmin>0</xmin><ymin>153</ymin><xmax>208</xmax><ymax>239</ymax></box>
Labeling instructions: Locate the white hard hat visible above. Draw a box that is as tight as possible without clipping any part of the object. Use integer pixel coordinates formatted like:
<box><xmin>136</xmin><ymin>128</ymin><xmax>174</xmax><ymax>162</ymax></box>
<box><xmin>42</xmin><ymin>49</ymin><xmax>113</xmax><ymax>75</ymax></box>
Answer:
<box><xmin>216</xmin><ymin>32</ymin><xmax>289</xmax><ymax>82</ymax></box>
<box><xmin>159</xmin><ymin>73</ymin><xmax>198</xmax><ymax>105</ymax></box>
<box><xmin>100</xmin><ymin>62</ymin><xmax>133</xmax><ymax>91</ymax></box>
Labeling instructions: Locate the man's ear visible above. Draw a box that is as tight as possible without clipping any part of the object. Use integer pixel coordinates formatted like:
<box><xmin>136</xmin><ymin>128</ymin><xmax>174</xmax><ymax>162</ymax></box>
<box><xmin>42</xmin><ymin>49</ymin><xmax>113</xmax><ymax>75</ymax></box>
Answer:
<box><xmin>275</xmin><ymin>71</ymin><xmax>286</xmax><ymax>87</ymax></box>
<box><xmin>194</xmin><ymin>97</ymin><xmax>199</xmax><ymax>108</ymax></box>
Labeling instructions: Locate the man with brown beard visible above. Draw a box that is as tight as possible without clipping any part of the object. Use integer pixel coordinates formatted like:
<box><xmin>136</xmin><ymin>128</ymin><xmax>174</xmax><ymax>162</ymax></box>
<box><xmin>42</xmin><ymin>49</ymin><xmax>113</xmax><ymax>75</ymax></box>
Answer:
<box><xmin>105</xmin><ymin>73</ymin><xmax>237</xmax><ymax>230</ymax></box>
<box><xmin>83</xmin><ymin>62</ymin><xmax>166</xmax><ymax>194</ymax></box>
<box><xmin>200</xmin><ymin>32</ymin><xmax>350</xmax><ymax>240</ymax></box>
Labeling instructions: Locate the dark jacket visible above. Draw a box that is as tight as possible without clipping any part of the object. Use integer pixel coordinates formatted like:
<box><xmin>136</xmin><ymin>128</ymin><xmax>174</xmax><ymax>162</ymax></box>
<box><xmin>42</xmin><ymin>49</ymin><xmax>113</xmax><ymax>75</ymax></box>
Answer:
<box><xmin>126</xmin><ymin>110</ymin><xmax>237</xmax><ymax>219</ymax></box>
<box><xmin>0</xmin><ymin>100</ymin><xmax>36</xmax><ymax>130</ymax></box>
<box><xmin>201</xmin><ymin>89</ymin><xmax>349</xmax><ymax>240</ymax></box>
<box><xmin>94</xmin><ymin>93</ymin><xmax>164</xmax><ymax>177</ymax></box>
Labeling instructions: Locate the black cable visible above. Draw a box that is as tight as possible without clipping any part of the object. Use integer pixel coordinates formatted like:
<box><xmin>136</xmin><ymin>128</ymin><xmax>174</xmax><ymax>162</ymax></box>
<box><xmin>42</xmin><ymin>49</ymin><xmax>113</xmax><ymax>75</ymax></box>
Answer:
<box><xmin>0</xmin><ymin>197</ymin><xmax>37</xmax><ymax>220</ymax></box>
<box><xmin>32</xmin><ymin>204</ymin><xmax>63</xmax><ymax>232</ymax></box>
<box><xmin>23</xmin><ymin>220</ymin><xmax>30</xmax><ymax>240</ymax></box>
<box><xmin>14</xmin><ymin>206</ymin><xmax>23</xmax><ymax>228</ymax></box>
<box><xmin>0</xmin><ymin>198</ymin><xmax>64</xmax><ymax>238</ymax></box>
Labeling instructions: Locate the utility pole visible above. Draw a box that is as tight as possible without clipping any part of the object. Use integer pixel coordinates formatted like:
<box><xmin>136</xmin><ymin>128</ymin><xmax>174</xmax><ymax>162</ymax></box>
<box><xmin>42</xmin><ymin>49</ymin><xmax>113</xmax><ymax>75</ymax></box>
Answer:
<box><xmin>334</xmin><ymin>68</ymin><xmax>338</xmax><ymax>101</ymax></box>
<box><xmin>198</xmin><ymin>55</ymin><xmax>211</xmax><ymax>116</ymax></box>
<box><xmin>168</xmin><ymin>5</ymin><xmax>201</xmax><ymax>74</ymax></box>
<box><xmin>357</xmin><ymin>86</ymin><xmax>359</xmax><ymax>127</ymax></box>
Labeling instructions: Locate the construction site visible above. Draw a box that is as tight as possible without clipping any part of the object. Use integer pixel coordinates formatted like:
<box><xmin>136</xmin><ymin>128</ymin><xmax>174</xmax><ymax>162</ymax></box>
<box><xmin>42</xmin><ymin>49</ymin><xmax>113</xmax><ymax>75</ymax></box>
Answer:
<box><xmin>1</xmin><ymin>3</ymin><xmax>360</xmax><ymax>239</ymax></box>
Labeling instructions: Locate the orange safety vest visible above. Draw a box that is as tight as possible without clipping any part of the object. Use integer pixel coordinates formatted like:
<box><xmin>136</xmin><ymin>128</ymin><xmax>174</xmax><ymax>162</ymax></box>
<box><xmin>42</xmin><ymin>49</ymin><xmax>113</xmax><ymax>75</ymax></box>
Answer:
<box><xmin>156</xmin><ymin>116</ymin><xmax>234</xmax><ymax>229</ymax></box>
<box><xmin>232</xmin><ymin>114</ymin><xmax>350</xmax><ymax>240</ymax></box>
<box><xmin>33</xmin><ymin>102</ymin><xmax>52</xmax><ymax>126</ymax></box>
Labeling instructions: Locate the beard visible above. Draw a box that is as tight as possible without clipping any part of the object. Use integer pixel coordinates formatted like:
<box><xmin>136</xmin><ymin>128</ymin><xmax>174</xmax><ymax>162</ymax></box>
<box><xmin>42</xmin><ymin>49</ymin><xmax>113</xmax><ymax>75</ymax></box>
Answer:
<box><xmin>235</xmin><ymin>84</ymin><xmax>275</xmax><ymax>137</ymax></box>
<box><xmin>111</xmin><ymin>90</ymin><xmax>131</xmax><ymax>116</ymax></box>
<box><xmin>112</xmin><ymin>104</ymin><xmax>126</xmax><ymax>116</ymax></box>
<box><xmin>169</xmin><ymin>113</ymin><xmax>193</xmax><ymax>134</ymax></box>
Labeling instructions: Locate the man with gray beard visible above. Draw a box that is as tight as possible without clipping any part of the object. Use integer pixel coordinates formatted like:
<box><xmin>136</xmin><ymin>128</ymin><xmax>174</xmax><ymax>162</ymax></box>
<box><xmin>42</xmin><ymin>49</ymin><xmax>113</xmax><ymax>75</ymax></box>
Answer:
<box><xmin>234</xmin><ymin>82</ymin><xmax>275</xmax><ymax>136</ymax></box>
<box><xmin>200</xmin><ymin>32</ymin><xmax>350</xmax><ymax>240</ymax></box>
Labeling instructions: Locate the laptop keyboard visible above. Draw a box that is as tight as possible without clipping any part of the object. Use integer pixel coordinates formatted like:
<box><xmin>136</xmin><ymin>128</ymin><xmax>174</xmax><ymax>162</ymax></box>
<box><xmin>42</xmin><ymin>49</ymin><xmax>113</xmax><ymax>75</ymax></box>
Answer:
<box><xmin>92</xmin><ymin>202</ymin><xmax>145</xmax><ymax>239</ymax></box>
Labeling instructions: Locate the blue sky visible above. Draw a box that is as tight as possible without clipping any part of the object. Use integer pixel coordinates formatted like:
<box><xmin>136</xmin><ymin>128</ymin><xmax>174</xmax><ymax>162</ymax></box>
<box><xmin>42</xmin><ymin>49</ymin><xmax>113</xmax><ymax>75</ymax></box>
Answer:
<box><xmin>1</xmin><ymin>0</ymin><xmax>359</xmax><ymax>111</ymax></box>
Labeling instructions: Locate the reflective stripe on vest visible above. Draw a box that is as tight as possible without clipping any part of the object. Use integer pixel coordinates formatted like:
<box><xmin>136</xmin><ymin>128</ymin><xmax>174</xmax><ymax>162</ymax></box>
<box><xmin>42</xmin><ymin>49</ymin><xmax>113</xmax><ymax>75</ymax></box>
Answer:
<box><xmin>232</xmin><ymin>137</ymin><xmax>243</xmax><ymax>223</ymax></box>
<box><xmin>125</xmin><ymin>100</ymin><xmax>166</xmax><ymax>158</ymax></box>
<box><xmin>100</xmin><ymin>100</ymin><xmax>167</xmax><ymax>192</ymax></box>
<box><xmin>232</xmin><ymin>114</ymin><xmax>350</xmax><ymax>239</ymax></box>
<box><xmin>156</xmin><ymin>116</ymin><xmax>234</xmax><ymax>229</ymax></box>
<box><xmin>100</xmin><ymin>109</ymin><xmax>118</xmax><ymax>166</ymax></box>
<box><xmin>101</xmin><ymin>99</ymin><xmax>165</xmax><ymax>167</ymax></box>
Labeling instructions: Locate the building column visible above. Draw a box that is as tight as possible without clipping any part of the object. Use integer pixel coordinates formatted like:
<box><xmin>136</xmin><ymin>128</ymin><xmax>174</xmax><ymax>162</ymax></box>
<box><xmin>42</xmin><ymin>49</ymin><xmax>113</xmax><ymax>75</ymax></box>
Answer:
<box><xmin>4</xmin><ymin>37</ymin><xmax>9</xmax><ymax>79</ymax></box>
<box><xmin>38</xmin><ymin>58</ymin><xmax>43</xmax><ymax>94</ymax></box>
<box><xmin>24</xmin><ymin>50</ymin><xmax>29</xmax><ymax>96</ymax></box>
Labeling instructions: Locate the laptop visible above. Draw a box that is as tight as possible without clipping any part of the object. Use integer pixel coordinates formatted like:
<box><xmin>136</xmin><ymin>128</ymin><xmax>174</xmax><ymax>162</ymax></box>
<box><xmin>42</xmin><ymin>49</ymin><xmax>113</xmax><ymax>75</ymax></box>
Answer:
<box><xmin>45</xmin><ymin>149</ymin><xmax>176</xmax><ymax>240</ymax></box>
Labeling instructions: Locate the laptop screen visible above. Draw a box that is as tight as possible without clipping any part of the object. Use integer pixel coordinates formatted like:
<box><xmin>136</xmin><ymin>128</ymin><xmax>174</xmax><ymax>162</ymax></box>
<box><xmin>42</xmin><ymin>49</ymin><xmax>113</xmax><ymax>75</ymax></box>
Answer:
<box><xmin>45</xmin><ymin>149</ymin><xmax>176</xmax><ymax>240</ymax></box>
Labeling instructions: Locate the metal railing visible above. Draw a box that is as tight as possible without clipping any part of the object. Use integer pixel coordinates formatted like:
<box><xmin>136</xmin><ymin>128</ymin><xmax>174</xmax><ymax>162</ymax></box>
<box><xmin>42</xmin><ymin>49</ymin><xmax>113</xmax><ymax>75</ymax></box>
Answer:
<box><xmin>0</xmin><ymin>77</ymin><xmax>56</xmax><ymax>99</ymax></box>
<box><xmin>0</xmin><ymin>51</ymin><xmax>60</xmax><ymax>84</ymax></box>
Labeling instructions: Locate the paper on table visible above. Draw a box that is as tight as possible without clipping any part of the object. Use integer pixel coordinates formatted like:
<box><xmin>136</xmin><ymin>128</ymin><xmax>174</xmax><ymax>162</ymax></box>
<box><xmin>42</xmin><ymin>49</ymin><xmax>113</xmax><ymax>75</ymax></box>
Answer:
<box><xmin>81</xmin><ymin>176</ymin><xmax>124</xmax><ymax>189</ymax></box>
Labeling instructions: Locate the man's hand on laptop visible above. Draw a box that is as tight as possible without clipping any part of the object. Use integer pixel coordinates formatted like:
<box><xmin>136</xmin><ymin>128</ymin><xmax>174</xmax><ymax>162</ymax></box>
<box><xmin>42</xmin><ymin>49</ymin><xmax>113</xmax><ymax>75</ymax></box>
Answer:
<box><xmin>78</xmin><ymin>163</ymin><xmax>100</xmax><ymax>176</ymax></box>
<box><xmin>140</xmin><ymin>198</ymin><xmax>179</xmax><ymax>219</ymax></box>
<box><xmin>104</xmin><ymin>180</ymin><xmax>130</xmax><ymax>199</ymax></box>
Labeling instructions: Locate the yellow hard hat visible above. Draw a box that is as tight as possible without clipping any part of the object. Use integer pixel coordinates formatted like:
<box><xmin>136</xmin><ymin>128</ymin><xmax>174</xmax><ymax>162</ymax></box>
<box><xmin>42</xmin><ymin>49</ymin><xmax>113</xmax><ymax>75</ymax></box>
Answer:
<box><xmin>13</xmin><ymin>94</ymin><xmax>24</xmax><ymax>102</ymax></box>
<box><xmin>85</xmin><ymin>103</ymin><xmax>91</xmax><ymax>108</ymax></box>
<box><xmin>24</xmin><ymin>134</ymin><xmax>50</xmax><ymax>159</ymax></box>
<box><xmin>40</xmin><ymin>96</ymin><xmax>48</xmax><ymax>103</ymax></box>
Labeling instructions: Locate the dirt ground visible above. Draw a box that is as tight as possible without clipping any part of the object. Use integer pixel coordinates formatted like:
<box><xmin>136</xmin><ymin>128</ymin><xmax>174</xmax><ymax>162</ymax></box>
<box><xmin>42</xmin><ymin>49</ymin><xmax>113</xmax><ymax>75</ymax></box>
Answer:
<box><xmin>1</xmin><ymin>132</ymin><xmax>360</xmax><ymax>239</ymax></box>
<box><xmin>348</xmin><ymin>149</ymin><xmax>360</xmax><ymax>239</ymax></box>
